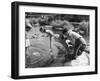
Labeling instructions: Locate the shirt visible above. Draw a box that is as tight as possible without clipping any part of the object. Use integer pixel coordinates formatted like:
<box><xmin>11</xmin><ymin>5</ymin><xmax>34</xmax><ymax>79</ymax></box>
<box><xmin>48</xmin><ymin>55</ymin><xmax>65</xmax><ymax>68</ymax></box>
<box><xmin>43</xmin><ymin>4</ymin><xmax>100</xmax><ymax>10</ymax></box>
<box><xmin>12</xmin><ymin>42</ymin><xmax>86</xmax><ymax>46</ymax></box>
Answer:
<box><xmin>26</xmin><ymin>39</ymin><xmax>30</xmax><ymax>47</ymax></box>
<box><xmin>65</xmin><ymin>30</ymin><xmax>82</xmax><ymax>44</ymax></box>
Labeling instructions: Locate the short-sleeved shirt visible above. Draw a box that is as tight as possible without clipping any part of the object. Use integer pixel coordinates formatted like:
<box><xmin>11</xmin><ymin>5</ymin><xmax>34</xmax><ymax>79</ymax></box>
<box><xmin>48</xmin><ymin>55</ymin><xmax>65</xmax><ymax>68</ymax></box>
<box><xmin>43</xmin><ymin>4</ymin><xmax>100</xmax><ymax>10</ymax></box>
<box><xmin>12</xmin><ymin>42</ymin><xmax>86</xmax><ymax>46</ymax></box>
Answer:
<box><xmin>26</xmin><ymin>39</ymin><xmax>30</xmax><ymax>47</ymax></box>
<box><xmin>65</xmin><ymin>30</ymin><xmax>82</xmax><ymax>45</ymax></box>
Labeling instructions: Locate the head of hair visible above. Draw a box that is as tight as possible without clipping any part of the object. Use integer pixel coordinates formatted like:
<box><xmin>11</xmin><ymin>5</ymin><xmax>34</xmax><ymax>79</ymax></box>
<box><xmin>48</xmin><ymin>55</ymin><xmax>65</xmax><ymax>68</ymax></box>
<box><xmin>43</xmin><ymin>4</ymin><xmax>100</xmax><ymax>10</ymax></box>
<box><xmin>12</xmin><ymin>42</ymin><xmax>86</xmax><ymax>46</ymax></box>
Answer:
<box><xmin>62</xmin><ymin>20</ymin><xmax>74</xmax><ymax>31</ymax></box>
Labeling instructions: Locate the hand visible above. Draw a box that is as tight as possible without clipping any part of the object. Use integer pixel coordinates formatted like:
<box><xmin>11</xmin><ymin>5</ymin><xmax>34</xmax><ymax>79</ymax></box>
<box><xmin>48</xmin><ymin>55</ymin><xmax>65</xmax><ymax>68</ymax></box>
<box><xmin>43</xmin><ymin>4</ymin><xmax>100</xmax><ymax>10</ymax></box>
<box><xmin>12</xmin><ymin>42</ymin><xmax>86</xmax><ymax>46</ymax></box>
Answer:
<box><xmin>54</xmin><ymin>34</ymin><xmax>59</xmax><ymax>38</ymax></box>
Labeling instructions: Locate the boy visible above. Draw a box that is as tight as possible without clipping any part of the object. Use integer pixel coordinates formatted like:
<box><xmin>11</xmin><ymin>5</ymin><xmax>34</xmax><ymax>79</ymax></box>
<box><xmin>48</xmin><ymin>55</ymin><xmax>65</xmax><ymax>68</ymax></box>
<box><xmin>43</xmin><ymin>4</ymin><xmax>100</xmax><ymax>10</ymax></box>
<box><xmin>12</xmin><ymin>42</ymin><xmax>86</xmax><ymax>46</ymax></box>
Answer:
<box><xmin>62</xmin><ymin>22</ymin><xmax>86</xmax><ymax>59</ymax></box>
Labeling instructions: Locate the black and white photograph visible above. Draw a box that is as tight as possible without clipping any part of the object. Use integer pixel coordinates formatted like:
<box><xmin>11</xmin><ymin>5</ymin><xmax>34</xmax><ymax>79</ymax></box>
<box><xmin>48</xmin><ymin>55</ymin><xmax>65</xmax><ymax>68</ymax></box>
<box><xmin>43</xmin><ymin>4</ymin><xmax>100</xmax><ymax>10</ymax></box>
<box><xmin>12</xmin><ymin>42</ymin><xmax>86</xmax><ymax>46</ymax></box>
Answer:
<box><xmin>11</xmin><ymin>1</ymin><xmax>97</xmax><ymax>79</ymax></box>
<box><xmin>25</xmin><ymin>13</ymin><xmax>90</xmax><ymax>68</ymax></box>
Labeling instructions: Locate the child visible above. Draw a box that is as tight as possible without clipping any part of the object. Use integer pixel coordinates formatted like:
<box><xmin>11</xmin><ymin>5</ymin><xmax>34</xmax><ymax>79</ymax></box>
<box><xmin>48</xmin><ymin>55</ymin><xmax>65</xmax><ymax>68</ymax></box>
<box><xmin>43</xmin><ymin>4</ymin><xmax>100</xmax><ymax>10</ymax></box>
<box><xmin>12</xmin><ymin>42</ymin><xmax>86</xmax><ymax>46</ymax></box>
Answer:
<box><xmin>62</xmin><ymin>22</ymin><xmax>86</xmax><ymax>59</ymax></box>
